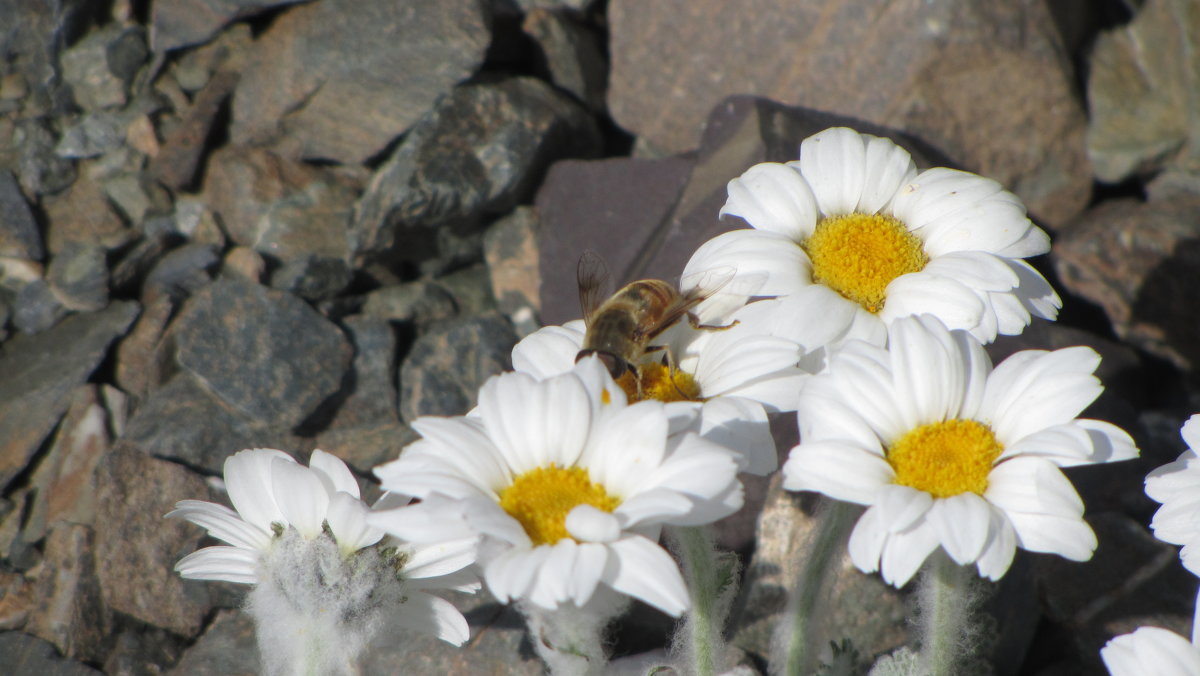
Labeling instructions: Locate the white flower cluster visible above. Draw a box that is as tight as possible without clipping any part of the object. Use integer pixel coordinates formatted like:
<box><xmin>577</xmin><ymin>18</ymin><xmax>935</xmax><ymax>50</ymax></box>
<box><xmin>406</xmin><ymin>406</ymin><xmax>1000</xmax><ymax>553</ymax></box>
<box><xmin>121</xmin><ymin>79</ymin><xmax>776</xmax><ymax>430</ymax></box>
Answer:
<box><xmin>169</xmin><ymin>126</ymin><xmax>1147</xmax><ymax>674</ymax></box>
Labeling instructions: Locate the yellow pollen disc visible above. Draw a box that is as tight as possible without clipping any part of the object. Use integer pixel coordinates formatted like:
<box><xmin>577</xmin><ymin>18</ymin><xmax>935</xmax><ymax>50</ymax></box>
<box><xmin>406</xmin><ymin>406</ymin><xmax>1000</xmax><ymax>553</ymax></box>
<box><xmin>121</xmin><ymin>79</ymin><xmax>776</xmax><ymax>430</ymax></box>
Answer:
<box><xmin>802</xmin><ymin>213</ymin><xmax>929</xmax><ymax>314</ymax></box>
<box><xmin>498</xmin><ymin>464</ymin><xmax>620</xmax><ymax>546</ymax></box>
<box><xmin>616</xmin><ymin>362</ymin><xmax>703</xmax><ymax>403</ymax></box>
<box><xmin>887</xmin><ymin>419</ymin><xmax>1004</xmax><ymax>498</ymax></box>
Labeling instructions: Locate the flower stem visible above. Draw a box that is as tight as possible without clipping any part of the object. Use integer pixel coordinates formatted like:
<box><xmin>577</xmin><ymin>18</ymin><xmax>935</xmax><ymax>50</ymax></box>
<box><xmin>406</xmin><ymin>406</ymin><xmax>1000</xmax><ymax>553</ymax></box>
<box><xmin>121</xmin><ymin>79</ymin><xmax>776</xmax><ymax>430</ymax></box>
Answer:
<box><xmin>776</xmin><ymin>499</ymin><xmax>857</xmax><ymax>676</ymax></box>
<box><xmin>669</xmin><ymin>526</ymin><xmax>738</xmax><ymax>676</ymax></box>
<box><xmin>521</xmin><ymin>596</ymin><xmax>618</xmax><ymax>676</ymax></box>
<box><xmin>916</xmin><ymin>550</ymin><xmax>978</xmax><ymax>676</ymax></box>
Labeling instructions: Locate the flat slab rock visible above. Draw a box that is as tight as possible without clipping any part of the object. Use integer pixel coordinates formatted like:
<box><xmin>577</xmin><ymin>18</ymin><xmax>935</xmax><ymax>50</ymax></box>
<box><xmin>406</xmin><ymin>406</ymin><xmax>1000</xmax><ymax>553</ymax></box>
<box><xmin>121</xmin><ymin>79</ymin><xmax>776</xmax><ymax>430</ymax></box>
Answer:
<box><xmin>0</xmin><ymin>301</ymin><xmax>139</xmax><ymax>490</ymax></box>
<box><xmin>172</xmin><ymin>277</ymin><xmax>351</xmax><ymax>429</ymax></box>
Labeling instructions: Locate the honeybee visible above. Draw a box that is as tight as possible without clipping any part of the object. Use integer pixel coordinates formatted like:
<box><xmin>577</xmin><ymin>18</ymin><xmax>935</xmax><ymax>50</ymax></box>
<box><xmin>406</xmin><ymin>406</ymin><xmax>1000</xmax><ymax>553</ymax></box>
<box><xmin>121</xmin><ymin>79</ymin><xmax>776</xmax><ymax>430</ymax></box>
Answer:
<box><xmin>574</xmin><ymin>251</ymin><xmax>737</xmax><ymax>381</ymax></box>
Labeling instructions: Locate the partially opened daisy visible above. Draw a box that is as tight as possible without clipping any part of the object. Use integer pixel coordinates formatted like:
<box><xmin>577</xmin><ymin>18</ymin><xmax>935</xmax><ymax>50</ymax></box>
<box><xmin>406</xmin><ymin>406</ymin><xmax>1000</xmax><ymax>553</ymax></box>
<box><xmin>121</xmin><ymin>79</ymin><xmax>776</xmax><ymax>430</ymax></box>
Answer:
<box><xmin>1102</xmin><ymin>625</ymin><xmax>1200</xmax><ymax>676</ymax></box>
<box><xmin>1145</xmin><ymin>415</ymin><xmax>1200</xmax><ymax>576</ymax></box>
<box><xmin>369</xmin><ymin>359</ymin><xmax>743</xmax><ymax>670</ymax></box>
<box><xmin>510</xmin><ymin>297</ymin><xmax>810</xmax><ymax>476</ymax></box>
<box><xmin>684</xmin><ymin>126</ymin><xmax>1061</xmax><ymax>346</ymax></box>
<box><xmin>783</xmin><ymin>314</ymin><xmax>1138</xmax><ymax>587</ymax></box>
<box><xmin>168</xmin><ymin>448</ymin><xmax>477</xmax><ymax>675</ymax></box>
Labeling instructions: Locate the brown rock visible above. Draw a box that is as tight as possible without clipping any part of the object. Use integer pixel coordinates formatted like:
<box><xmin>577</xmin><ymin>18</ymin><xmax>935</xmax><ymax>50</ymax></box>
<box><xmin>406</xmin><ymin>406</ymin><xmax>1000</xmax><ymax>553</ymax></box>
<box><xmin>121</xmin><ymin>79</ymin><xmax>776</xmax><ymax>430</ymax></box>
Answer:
<box><xmin>152</xmin><ymin>0</ymin><xmax>305</xmax><ymax>52</ymax></box>
<box><xmin>166</xmin><ymin>609</ymin><xmax>258</xmax><ymax>676</ymax></box>
<box><xmin>26</xmin><ymin>523</ymin><xmax>112</xmax><ymax>662</ymax></box>
<box><xmin>607</xmin><ymin>0</ymin><xmax>1090</xmax><ymax>227</ymax></box>
<box><xmin>42</xmin><ymin>177</ymin><xmax>134</xmax><ymax>254</ymax></box>
<box><xmin>230</xmin><ymin>0</ymin><xmax>491</xmax><ymax>164</ymax></box>
<box><xmin>0</xmin><ymin>569</ymin><xmax>35</xmax><ymax>630</ymax></box>
<box><xmin>149</xmin><ymin>69</ymin><xmax>239</xmax><ymax>191</ymax></box>
<box><xmin>484</xmin><ymin>206</ymin><xmax>542</xmax><ymax>335</ymax></box>
<box><xmin>1052</xmin><ymin>178</ymin><xmax>1200</xmax><ymax>372</ymax></box>
<box><xmin>522</xmin><ymin>8</ymin><xmax>608</xmax><ymax>113</ymax></box>
<box><xmin>114</xmin><ymin>295</ymin><xmax>176</xmax><ymax>402</ymax></box>
<box><xmin>94</xmin><ymin>443</ymin><xmax>213</xmax><ymax>637</ymax></box>
<box><xmin>315</xmin><ymin>421</ymin><xmax>419</xmax><ymax>475</ymax></box>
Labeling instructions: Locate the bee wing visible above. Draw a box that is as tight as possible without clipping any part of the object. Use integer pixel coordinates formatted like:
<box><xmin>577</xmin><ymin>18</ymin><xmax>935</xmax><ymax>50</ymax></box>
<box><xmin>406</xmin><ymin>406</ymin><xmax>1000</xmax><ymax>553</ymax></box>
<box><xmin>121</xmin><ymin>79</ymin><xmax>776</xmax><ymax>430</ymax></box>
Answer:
<box><xmin>577</xmin><ymin>250</ymin><xmax>612</xmax><ymax>325</ymax></box>
<box><xmin>680</xmin><ymin>266</ymin><xmax>768</xmax><ymax>325</ymax></box>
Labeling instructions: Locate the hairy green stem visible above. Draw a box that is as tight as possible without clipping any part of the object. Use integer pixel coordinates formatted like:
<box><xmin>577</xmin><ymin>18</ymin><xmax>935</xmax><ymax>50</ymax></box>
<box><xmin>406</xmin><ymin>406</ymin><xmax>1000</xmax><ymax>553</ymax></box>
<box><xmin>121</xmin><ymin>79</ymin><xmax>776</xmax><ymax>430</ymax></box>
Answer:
<box><xmin>917</xmin><ymin>550</ymin><xmax>975</xmax><ymax>676</ymax></box>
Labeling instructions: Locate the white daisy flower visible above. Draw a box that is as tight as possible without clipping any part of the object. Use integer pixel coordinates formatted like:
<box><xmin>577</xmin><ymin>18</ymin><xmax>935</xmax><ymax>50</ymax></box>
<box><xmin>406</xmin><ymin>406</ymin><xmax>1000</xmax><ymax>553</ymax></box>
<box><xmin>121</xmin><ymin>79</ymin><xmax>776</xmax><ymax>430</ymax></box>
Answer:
<box><xmin>510</xmin><ymin>299</ymin><xmax>808</xmax><ymax>476</ymax></box>
<box><xmin>683</xmin><ymin>126</ymin><xmax>1061</xmax><ymax>346</ymax></box>
<box><xmin>1146</xmin><ymin>415</ymin><xmax>1200</xmax><ymax>576</ymax></box>
<box><xmin>168</xmin><ymin>449</ymin><xmax>477</xmax><ymax>674</ymax></box>
<box><xmin>369</xmin><ymin>359</ymin><xmax>744</xmax><ymax>617</ymax></box>
<box><xmin>782</xmin><ymin>315</ymin><xmax>1138</xmax><ymax>587</ymax></box>
<box><xmin>1102</xmin><ymin>626</ymin><xmax>1200</xmax><ymax>676</ymax></box>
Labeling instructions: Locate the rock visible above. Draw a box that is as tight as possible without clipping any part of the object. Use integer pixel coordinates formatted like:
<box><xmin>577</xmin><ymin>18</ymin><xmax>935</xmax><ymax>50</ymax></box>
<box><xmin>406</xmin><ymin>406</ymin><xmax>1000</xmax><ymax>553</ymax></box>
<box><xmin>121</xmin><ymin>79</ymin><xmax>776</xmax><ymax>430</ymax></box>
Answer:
<box><xmin>151</xmin><ymin>0</ymin><xmax>305</xmax><ymax>53</ymax></box>
<box><xmin>484</xmin><ymin>206</ymin><xmax>541</xmax><ymax>335</ymax></box>
<box><xmin>166</xmin><ymin>24</ymin><xmax>253</xmax><ymax>93</ymax></box>
<box><xmin>0</xmin><ymin>301</ymin><xmax>138</xmax><ymax>489</ymax></box>
<box><xmin>60</xmin><ymin>24</ymin><xmax>148</xmax><ymax>111</ymax></box>
<box><xmin>102</xmin><ymin>173</ymin><xmax>172</xmax><ymax>227</ymax></box>
<box><xmin>352</xmin><ymin>77</ymin><xmax>601</xmax><ymax>261</ymax></box>
<box><xmin>0</xmin><ymin>631</ymin><xmax>102</xmax><ymax>676</ymax></box>
<box><xmin>25</xmin><ymin>524</ymin><xmax>112</xmax><ymax>663</ymax></box>
<box><xmin>94</xmin><ymin>444</ymin><xmax>213</xmax><ymax>637</ymax></box>
<box><xmin>172</xmin><ymin>277</ymin><xmax>351</xmax><ymax>429</ymax></box>
<box><xmin>269</xmin><ymin>254</ymin><xmax>354</xmax><ymax>302</ymax></box>
<box><xmin>42</xmin><ymin>177</ymin><xmax>133</xmax><ymax>254</ymax></box>
<box><xmin>143</xmin><ymin>243</ymin><xmax>220</xmax><ymax>302</ymax></box>
<box><xmin>165</xmin><ymin>610</ymin><xmax>257</xmax><ymax>676</ymax></box>
<box><xmin>1087</xmin><ymin>0</ymin><xmax>1200</xmax><ymax>183</ymax></box>
<box><xmin>398</xmin><ymin>312</ymin><xmax>517</xmax><ymax>421</ymax></box>
<box><xmin>0</xmin><ymin>570</ymin><xmax>35</xmax><ymax>630</ymax></box>
<box><xmin>730</xmin><ymin>480</ymin><xmax>907</xmax><ymax>671</ymax></box>
<box><xmin>221</xmin><ymin>246</ymin><xmax>265</xmax><ymax>283</ymax></box>
<box><xmin>231</xmin><ymin>0</ymin><xmax>491</xmax><ymax>164</ymax></box>
<box><xmin>149</xmin><ymin>69</ymin><xmax>239</xmax><ymax>191</ymax></box>
<box><xmin>12</xmin><ymin>280</ymin><xmax>68</xmax><ymax>334</ymax></box>
<box><xmin>108</xmin><ymin>232</ymin><xmax>172</xmax><ymax>297</ymax></box>
<box><xmin>435</xmin><ymin>265</ymin><xmax>496</xmax><ymax>318</ymax></box>
<box><xmin>1035</xmin><ymin>513</ymin><xmax>1195</xmax><ymax>673</ymax></box>
<box><xmin>114</xmin><ymin>295</ymin><xmax>175</xmax><ymax>401</ymax></box>
<box><xmin>55</xmin><ymin>111</ymin><xmax>127</xmax><ymax>159</ymax></box>
<box><xmin>607</xmin><ymin>0</ymin><xmax>1091</xmax><ymax>227</ymax></box>
<box><xmin>19</xmin><ymin>386</ymin><xmax>110</xmax><ymax>546</ymax></box>
<box><xmin>47</xmin><ymin>241</ymin><xmax>109</xmax><ymax>312</ymax></box>
<box><xmin>522</xmin><ymin>9</ymin><xmax>608</xmax><ymax>112</ymax></box>
<box><xmin>535</xmin><ymin>154</ymin><xmax>694</xmax><ymax>325</ymax></box>
<box><xmin>0</xmin><ymin>170</ymin><xmax>44</xmax><ymax>260</ymax></box>
<box><xmin>121</xmin><ymin>374</ymin><xmax>305</xmax><ymax>474</ymax></box>
<box><xmin>0</xmin><ymin>0</ymin><xmax>93</xmax><ymax>106</ymax></box>
<box><xmin>102</xmin><ymin>624</ymin><xmax>186</xmax><ymax>676</ymax></box>
<box><xmin>1052</xmin><ymin>178</ymin><xmax>1200</xmax><ymax>372</ymax></box>
<box><xmin>324</xmin><ymin>316</ymin><xmax>398</xmax><ymax>430</ymax></box>
<box><xmin>361</xmin><ymin>281</ymin><xmax>458</xmax><ymax>326</ymax></box>
<box><xmin>169</xmin><ymin>197</ymin><xmax>226</xmax><ymax>246</ymax></box>
<box><xmin>13</xmin><ymin>118</ymin><xmax>76</xmax><ymax>197</ymax></box>
<box><xmin>315</xmin><ymin>421</ymin><xmax>418</xmax><ymax>475</ymax></box>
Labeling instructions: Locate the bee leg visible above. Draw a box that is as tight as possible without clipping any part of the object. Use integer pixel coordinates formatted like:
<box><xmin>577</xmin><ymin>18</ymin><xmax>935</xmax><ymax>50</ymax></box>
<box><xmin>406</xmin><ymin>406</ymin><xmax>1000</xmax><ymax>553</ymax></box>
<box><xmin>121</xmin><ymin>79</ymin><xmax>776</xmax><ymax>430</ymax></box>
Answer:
<box><xmin>686</xmin><ymin>311</ymin><xmax>739</xmax><ymax>331</ymax></box>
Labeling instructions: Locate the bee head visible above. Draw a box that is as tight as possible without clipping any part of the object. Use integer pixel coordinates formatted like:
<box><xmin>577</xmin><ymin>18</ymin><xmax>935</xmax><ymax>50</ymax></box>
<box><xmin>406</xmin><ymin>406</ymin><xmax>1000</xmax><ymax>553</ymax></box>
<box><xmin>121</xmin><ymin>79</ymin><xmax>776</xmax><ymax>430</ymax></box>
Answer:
<box><xmin>575</xmin><ymin>349</ymin><xmax>630</xmax><ymax>380</ymax></box>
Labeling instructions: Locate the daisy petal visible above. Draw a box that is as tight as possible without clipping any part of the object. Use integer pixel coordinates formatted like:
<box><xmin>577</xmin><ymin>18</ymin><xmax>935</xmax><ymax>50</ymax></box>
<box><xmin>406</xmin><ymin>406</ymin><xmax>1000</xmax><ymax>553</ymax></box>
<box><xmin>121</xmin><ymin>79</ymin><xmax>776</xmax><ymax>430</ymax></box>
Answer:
<box><xmin>683</xmin><ymin>229</ymin><xmax>811</xmax><ymax>298</ymax></box>
<box><xmin>720</xmin><ymin>162</ymin><xmax>819</xmax><ymax>241</ymax></box>
<box><xmin>389</xmin><ymin>591</ymin><xmax>471</xmax><ymax>646</ymax></box>
<box><xmin>224</xmin><ymin>448</ymin><xmax>293</xmax><ymax>532</ymax></box>
<box><xmin>796</xmin><ymin>127</ymin><xmax>870</xmax><ymax>216</ymax></box>
<box><xmin>927</xmin><ymin>493</ymin><xmax>991</xmax><ymax>565</ymax></box>
<box><xmin>783</xmin><ymin>440</ymin><xmax>894</xmax><ymax>505</ymax></box>
<box><xmin>326</xmin><ymin>491</ymin><xmax>383</xmax><ymax>553</ymax></box>
<box><xmin>166</xmin><ymin>499</ymin><xmax>271</xmax><ymax>551</ymax></box>
<box><xmin>308</xmin><ymin>449</ymin><xmax>360</xmax><ymax>499</ymax></box>
<box><xmin>175</xmin><ymin>546</ymin><xmax>259</xmax><ymax>584</ymax></box>
<box><xmin>271</xmin><ymin>458</ymin><xmax>328</xmax><ymax>539</ymax></box>
<box><xmin>604</xmin><ymin>535</ymin><xmax>689</xmax><ymax>617</ymax></box>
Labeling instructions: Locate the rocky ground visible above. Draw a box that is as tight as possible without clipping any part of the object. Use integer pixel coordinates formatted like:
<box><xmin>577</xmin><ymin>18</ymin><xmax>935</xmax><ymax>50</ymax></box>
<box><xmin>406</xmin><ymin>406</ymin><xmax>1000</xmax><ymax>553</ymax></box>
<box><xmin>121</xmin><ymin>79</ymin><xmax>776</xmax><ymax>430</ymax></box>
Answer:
<box><xmin>0</xmin><ymin>0</ymin><xmax>1196</xmax><ymax>674</ymax></box>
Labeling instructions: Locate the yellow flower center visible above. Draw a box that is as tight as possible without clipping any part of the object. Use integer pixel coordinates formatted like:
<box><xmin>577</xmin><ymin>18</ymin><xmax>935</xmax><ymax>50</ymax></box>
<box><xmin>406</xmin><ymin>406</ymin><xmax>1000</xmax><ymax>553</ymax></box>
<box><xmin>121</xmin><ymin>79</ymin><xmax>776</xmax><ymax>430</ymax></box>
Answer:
<box><xmin>498</xmin><ymin>464</ymin><xmax>620</xmax><ymax>546</ymax></box>
<box><xmin>616</xmin><ymin>361</ymin><xmax>703</xmax><ymax>403</ymax></box>
<box><xmin>887</xmin><ymin>419</ymin><xmax>1003</xmax><ymax>498</ymax></box>
<box><xmin>802</xmin><ymin>213</ymin><xmax>929</xmax><ymax>313</ymax></box>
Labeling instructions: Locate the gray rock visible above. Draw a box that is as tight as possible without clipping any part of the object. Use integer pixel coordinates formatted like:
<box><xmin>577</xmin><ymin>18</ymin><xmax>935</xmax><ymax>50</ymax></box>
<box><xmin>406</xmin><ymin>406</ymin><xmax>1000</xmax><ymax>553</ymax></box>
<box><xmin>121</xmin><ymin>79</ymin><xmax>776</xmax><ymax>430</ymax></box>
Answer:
<box><xmin>522</xmin><ymin>8</ymin><xmax>608</xmax><ymax>112</ymax></box>
<box><xmin>25</xmin><ymin>524</ymin><xmax>112</xmax><ymax>663</ymax></box>
<box><xmin>269</xmin><ymin>254</ymin><xmax>353</xmax><ymax>302</ymax></box>
<box><xmin>484</xmin><ymin>206</ymin><xmax>541</xmax><ymax>335</ymax></box>
<box><xmin>361</xmin><ymin>281</ymin><xmax>458</xmax><ymax>325</ymax></box>
<box><xmin>152</xmin><ymin>0</ymin><xmax>305</xmax><ymax>53</ymax></box>
<box><xmin>108</xmin><ymin>232</ymin><xmax>172</xmax><ymax>298</ymax></box>
<box><xmin>61</xmin><ymin>24</ymin><xmax>148</xmax><ymax>111</ymax></box>
<box><xmin>323</xmin><ymin>316</ymin><xmax>398</xmax><ymax>430</ymax></box>
<box><xmin>173</xmin><ymin>277</ymin><xmax>352</xmax><ymax>429</ymax></box>
<box><xmin>398</xmin><ymin>312</ymin><xmax>517</xmax><ymax>421</ymax></box>
<box><xmin>94</xmin><ymin>443</ymin><xmax>213</xmax><ymax>637</ymax></box>
<box><xmin>231</xmin><ymin>0</ymin><xmax>491</xmax><ymax>164</ymax></box>
<box><xmin>165</xmin><ymin>610</ymin><xmax>257</xmax><ymax>676</ymax></box>
<box><xmin>607</xmin><ymin>0</ymin><xmax>1091</xmax><ymax>227</ymax></box>
<box><xmin>13</xmin><ymin>280</ymin><xmax>68</xmax><ymax>334</ymax></box>
<box><xmin>353</xmin><ymin>77</ymin><xmax>601</xmax><ymax>260</ymax></box>
<box><xmin>435</xmin><ymin>264</ymin><xmax>497</xmax><ymax>318</ymax></box>
<box><xmin>102</xmin><ymin>173</ymin><xmax>172</xmax><ymax>227</ymax></box>
<box><xmin>0</xmin><ymin>301</ymin><xmax>139</xmax><ymax>489</ymax></box>
<box><xmin>47</xmin><ymin>241</ymin><xmax>109</xmax><ymax>312</ymax></box>
<box><xmin>144</xmin><ymin>243</ymin><xmax>220</xmax><ymax>301</ymax></box>
<box><xmin>55</xmin><ymin>111</ymin><xmax>126</xmax><ymax>159</ymax></box>
<box><xmin>121</xmin><ymin>374</ymin><xmax>304</xmax><ymax>474</ymax></box>
<box><xmin>1087</xmin><ymin>0</ymin><xmax>1200</xmax><ymax>183</ymax></box>
<box><xmin>0</xmin><ymin>631</ymin><xmax>102</xmax><ymax>676</ymax></box>
<box><xmin>0</xmin><ymin>170</ymin><xmax>43</xmax><ymax>260</ymax></box>
<box><xmin>315</xmin><ymin>421</ymin><xmax>418</xmax><ymax>475</ymax></box>
<box><xmin>13</xmin><ymin>118</ymin><xmax>76</xmax><ymax>197</ymax></box>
